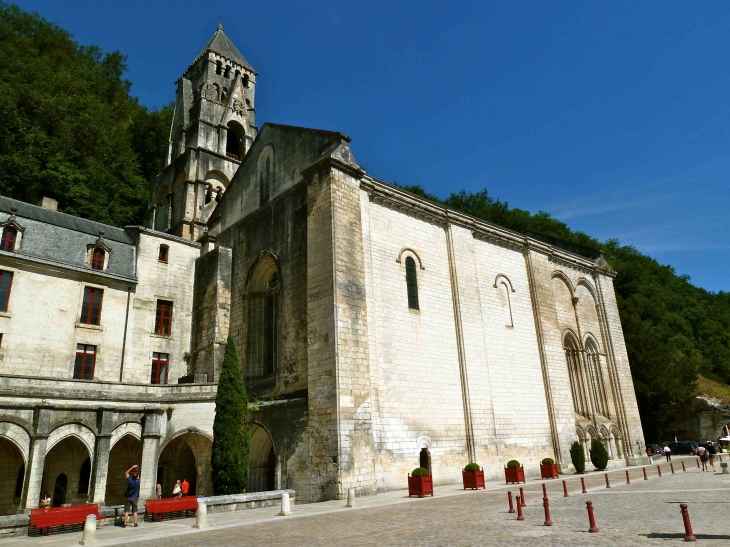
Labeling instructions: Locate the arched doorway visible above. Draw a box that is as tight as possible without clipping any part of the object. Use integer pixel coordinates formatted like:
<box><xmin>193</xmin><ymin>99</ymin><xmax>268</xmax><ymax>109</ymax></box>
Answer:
<box><xmin>43</xmin><ymin>435</ymin><xmax>92</xmax><ymax>506</ymax></box>
<box><xmin>226</xmin><ymin>121</ymin><xmax>245</xmax><ymax>160</ymax></box>
<box><xmin>248</xmin><ymin>424</ymin><xmax>275</xmax><ymax>493</ymax></box>
<box><xmin>0</xmin><ymin>436</ymin><xmax>25</xmax><ymax>515</ymax></box>
<box><xmin>105</xmin><ymin>435</ymin><xmax>143</xmax><ymax>505</ymax></box>
<box><xmin>157</xmin><ymin>432</ymin><xmax>212</xmax><ymax>498</ymax></box>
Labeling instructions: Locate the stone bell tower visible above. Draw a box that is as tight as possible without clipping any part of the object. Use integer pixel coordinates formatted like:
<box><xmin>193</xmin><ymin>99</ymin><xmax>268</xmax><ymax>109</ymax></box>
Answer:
<box><xmin>146</xmin><ymin>24</ymin><xmax>257</xmax><ymax>240</ymax></box>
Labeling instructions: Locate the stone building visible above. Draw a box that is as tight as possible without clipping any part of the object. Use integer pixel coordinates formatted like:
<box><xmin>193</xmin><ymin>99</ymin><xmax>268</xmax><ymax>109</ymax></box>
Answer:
<box><xmin>0</xmin><ymin>25</ymin><xmax>647</xmax><ymax>514</ymax></box>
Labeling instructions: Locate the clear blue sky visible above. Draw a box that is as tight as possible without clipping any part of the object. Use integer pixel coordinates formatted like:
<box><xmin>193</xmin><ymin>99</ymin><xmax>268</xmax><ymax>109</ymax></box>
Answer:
<box><xmin>13</xmin><ymin>0</ymin><xmax>730</xmax><ymax>292</ymax></box>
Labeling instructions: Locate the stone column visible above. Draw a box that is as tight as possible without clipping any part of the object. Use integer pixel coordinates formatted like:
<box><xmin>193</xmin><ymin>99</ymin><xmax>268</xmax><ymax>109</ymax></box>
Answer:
<box><xmin>21</xmin><ymin>407</ymin><xmax>51</xmax><ymax>510</ymax></box>
<box><xmin>89</xmin><ymin>410</ymin><xmax>113</xmax><ymax>504</ymax></box>
<box><xmin>140</xmin><ymin>411</ymin><xmax>162</xmax><ymax>500</ymax></box>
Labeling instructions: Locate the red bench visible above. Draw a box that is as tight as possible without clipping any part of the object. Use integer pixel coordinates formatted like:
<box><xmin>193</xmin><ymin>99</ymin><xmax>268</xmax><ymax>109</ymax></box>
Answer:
<box><xmin>30</xmin><ymin>504</ymin><xmax>105</xmax><ymax>536</ymax></box>
<box><xmin>144</xmin><ymin>496</ymin><xmax>198</xmax><ymax>522</ymax></box>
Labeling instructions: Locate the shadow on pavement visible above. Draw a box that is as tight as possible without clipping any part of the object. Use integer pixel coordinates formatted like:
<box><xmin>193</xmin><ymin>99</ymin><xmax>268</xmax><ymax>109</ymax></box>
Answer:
<box><xmin>645</xmin><ymin>533</ymin><xmax>730</xmax><ymax>540</ymax></box>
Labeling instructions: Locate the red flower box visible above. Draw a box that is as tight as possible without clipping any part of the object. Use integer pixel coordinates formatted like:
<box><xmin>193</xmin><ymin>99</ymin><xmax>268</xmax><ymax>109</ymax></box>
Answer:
<box><xmin>408</xmin><ymin>474</ymin><xmax>434</xmax><ymax>497</ymax></box>
<box><xmin>540</xmin><ymin>463</ymin><xmax>559</xmax><ymax>479</ymax></box>
<box><xmin>504</xmin><ymin>466</ymin><xmax>525</xmax><ymax>484</ymax></box>
<box><xmin>462</xmin><ymin>469</ymin><xmax>485</xmax><ymax>490</ymax></box>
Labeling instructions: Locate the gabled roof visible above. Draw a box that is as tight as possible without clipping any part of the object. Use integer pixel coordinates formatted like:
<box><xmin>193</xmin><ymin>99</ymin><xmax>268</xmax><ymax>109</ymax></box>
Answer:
<box><xmin>199</xmin><ymin>24</ymin><xmax>254</xmax><ymax>72</ymax></box>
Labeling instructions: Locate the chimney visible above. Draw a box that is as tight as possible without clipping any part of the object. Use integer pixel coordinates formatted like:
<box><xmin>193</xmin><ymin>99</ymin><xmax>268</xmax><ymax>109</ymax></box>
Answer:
<box><xmin>38</xmin><ymin>197</ymin><xmax>58</xmax><ymax>211</ymax></box>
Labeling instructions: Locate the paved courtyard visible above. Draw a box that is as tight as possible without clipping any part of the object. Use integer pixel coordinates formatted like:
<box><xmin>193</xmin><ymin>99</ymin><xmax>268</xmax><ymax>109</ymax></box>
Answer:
<box><xmin>6</xmin><ymin>456</ymin><xmax>730</xmax><ymax>546</ymax></box>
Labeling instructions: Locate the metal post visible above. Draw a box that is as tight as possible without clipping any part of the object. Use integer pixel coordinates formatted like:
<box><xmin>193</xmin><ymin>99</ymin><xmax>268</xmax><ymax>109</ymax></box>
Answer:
<box><xmin>643</xmin><ymin>467</ymin><xmax>648</xmax><ymax>480</ymax></box>
<box><xmin>682</xmin><ymin>461</ymin><xmax>686</xmax><ymax>472</ymax></box>
<box><xmin>671</xmin><ymin>463</ymin><xmax>675</xmax><ymax>474</ymax></box>
<box><xmin>516</xmin><ymin>496</ymin><xmax>524</xmax><ymax>521</ymax></box>
<box><xmin>519</xmin><ymin>487</ymin><xmax>526</xmax><ymax>507</ymax></box>
<box><xmin>605</xmin><ymin>473</ymin><xmax>611</xmax><ymax>488</ymax></box>
<box><xmin>581</xmin><ymin>477</ymin><xmax>587</xmax><ymax>493</ymax></box>
<box><xmin>562</xmin><ymin>480</ymin><xmax>569</xmax><ymax>497</ymax></box>
<box><xmin>657</xmin><ymin>465</ymin><xmax>662</xmax><ymax>477</ymax></box>
<box><xmin>679</xmin><ymin>504</ymin><xmax>697</xmax><ymax>542</ymax></box>
<box><xmin>625</xmin><ymin>470</ymin><xmax>630</xmax><ymax>484</ymax></box>
<box><xmin>542</xmin><ymin>483</ymin><xmax>548</xmax><ymax>500</ymax></box>
<box><xmin>586</xmin><ymin>500</ymin><xmax>599</xmax><ymax>533</ymax></box>
<box><xmin>543</xmin><ymin>497</ymin><xmax>553</xmax><ymax>526</ymax></box>
<box><xmin>507</xmin><ymin>491</ymin><xmax>515</xmax><ymax>513</ymax></box>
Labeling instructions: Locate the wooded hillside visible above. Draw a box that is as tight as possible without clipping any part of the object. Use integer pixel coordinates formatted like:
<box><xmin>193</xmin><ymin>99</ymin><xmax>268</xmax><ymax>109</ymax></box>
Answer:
<box><xmin>1</xmin><ymin>2</ymin><xmax>728</xmax><ymax>440</ymax></box>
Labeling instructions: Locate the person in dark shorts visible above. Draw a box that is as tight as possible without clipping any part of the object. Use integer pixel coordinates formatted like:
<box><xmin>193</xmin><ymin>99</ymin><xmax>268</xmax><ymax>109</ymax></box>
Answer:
<box><xmin>707</xmin><ymin>441</ymin><xmax>717</xmax><ymax>472</ymax></box>
<box><xmin>123</xmin><ymin>464</ymin><xmax>141</xmax><ymax>528</ymax></box>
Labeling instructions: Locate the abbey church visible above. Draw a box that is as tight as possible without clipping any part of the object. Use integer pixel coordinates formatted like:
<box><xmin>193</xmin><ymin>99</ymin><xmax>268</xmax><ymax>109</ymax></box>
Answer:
<box><xmin>0</xmin><ymin>26</ymin><xmax>647</xmax><ymax>515</ymax></box>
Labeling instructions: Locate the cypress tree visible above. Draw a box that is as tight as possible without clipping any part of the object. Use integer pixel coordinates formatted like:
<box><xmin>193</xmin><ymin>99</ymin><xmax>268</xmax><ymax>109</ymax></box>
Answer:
<box><xmin>211</xmin><ymin>336</ymin><xmax>250</xmax><ymax>495</ymax></box>
<box><xmin>570</xmin><ymin>441</ymin><xmax>586</xmax><ymax>473</ymax></box>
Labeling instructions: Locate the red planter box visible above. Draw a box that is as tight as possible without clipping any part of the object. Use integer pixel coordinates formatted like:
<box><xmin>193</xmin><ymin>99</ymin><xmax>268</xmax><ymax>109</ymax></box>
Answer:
<box><xmin>540</xmin><ymin>463</ymin><xmax>559</xmax><ymax>479</ymax></box>
<box><xmin>504</xmin><ymin>466</ymin><xmax>525</xmax><ymax>484</ymax></box>
<box><xmin>462</xmin><ymin>470</ymin><xmax>485</xmax><ymax>490</ymax></box>
<box><xmin>408</xmin><ymin>475</ymin><xmax>434</xmax><ymax>497</ymax></box>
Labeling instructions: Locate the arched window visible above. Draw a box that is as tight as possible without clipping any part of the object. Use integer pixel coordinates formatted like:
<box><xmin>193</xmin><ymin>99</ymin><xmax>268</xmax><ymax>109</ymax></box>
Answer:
<box><xmin>259</xmin><ymin>156</ymin><xmax>271</xmax><ymax>205</ymax></box>
<box><xmin>243</xmin><ymin>74</ymin><xmax>250</xmax><ymax>88</ymax></box>
<box><xmin>1</xmin><ymin>226</ymin><xmax>17</xmax><ymax>252</ymax></box>
<box><xmin>213</xmin><ymin>83</ymin><xmax>220</xmax><ymax>101</ymax></box>
<box><xmin>564</xmin><ymin>334</ymin><xmax>588</xmax><ymax>417</ymax></box>
<box><xmin>90</xmin><ymin>247</ymin><xmax>105</xmax><ymax>270</ymax></box>
<box><xmin>246</xmin><ymin>258</ymin><xmax>279</xmax><ymax>379</ymax></box>
<box><xmin>235</xmin><ymin>69</ymin><xmax>241</xmax><ymax>79</ymax></box>
<box><xmin>585</xmin><ymin>338</ymin><xmax>609</xmax><ymax>417</ymax></box>
<box><xmin>221</xmin><ymin>87</ymin><xmax>228</xmax><ymax>101</ymax></box>
<box><xmin>405</xmin><ymin>256</ymin><xmax>419</xmax><ymax>310</ymax></box>
<box><xmin>78</xmin><ymin>457</ymin><xmax>91</xmax><ymax>494</ymax></box>
<box><xmin>226</xmin><ymin>121</ymin><xmax>244</xmax><ymax>160</ymax></box>
<box><xmin>216</xmin><ymin>61</ymin><xmax>222</xmax><ymax>75</ymax></box>
<box><xmin>224</xmin><ymin>65</ymin><xmax>231</xmax><ymax>78</ymax></box>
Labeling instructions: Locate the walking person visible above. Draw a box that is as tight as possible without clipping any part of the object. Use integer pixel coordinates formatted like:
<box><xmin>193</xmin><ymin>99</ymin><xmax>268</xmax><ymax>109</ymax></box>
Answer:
<box><xmin>697</xmin><ymin>444</ymin><xmax>708</xmax><ymax>471</ymax></box>
<box><xmin>123</xmin><ymin>464</ymin><xmax>141</xmax><ymax>528</ymax></box>
<box><xmin>663</xmin><ymin>444</ymin><xmax>671</xmax><ymax>462</ymax></box>
<box><xmin>172</xmin><ymin>480</ymin><xmax>182</xmax><ymax>497</ymax></box>
<box><xmin>707</xmin><ymin>441</ymin><xmax>717</xmax><ymax>472</ymax></box>
<box><xmin>181</xmin><ymin>478</ymin><xmax>189</xmax><ymax>497</ymax></box>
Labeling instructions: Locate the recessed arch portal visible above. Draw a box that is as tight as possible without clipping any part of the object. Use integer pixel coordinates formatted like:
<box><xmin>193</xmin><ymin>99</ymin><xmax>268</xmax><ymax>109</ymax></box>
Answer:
<box><xmin>248</xmin><ymin>423</ymin><xmax>275</xmax><ymax>492</ymax></box>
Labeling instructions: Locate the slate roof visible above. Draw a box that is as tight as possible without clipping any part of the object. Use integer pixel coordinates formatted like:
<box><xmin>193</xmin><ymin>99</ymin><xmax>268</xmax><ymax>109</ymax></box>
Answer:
<box><xmin>199</xmin><ymin>24</ymin><xmax>254</xmax><ymax>71</ymax></box>
<box><xmin>0</xmin><ymin>196</ymin><xmax>133</xmax><ymax>244</ymax></box>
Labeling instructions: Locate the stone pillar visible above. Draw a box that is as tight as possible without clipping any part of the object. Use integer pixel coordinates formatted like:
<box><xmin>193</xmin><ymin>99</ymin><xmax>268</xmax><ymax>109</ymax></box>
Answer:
<box><xmin>89</xmin><ymin>410</ymin><xmax>113</xmax><ymax>504</ymax></box>
<box><xmin>21</xmin><ymin>407</ymin><xmax>51</xmax><ymax>510</ymax></box>
<box><xmin>139</xmin><ymin>412</ymin><xmax>162</xmax><ymax>500</ymax></box>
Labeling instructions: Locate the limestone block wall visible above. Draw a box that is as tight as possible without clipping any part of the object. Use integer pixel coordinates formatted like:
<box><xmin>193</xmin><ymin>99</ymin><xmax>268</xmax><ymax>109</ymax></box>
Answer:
<box><xmin>123</xmin><ymin>231</ymin><xmax>199</xmax><ymax>384</ymax></box>
<box><xmin>359</xmin><ymin>195</ymin><xmax>469</xmax><ymax>491</ymax></box>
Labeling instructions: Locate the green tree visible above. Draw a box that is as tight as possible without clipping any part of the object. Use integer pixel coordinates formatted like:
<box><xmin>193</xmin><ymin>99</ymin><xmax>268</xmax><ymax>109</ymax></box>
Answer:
<box><xmin>211</xmin><ymin>336</ymin><xmax>250</xmax><ymax>495</ymax></box>
<box><xmin>570</xmin><ymin>441</ymin><xmax>586</xmax><ymax>473</ymax></box>
<box><xmin>0</xmin><ymin>2</ymin><xmax>170</xmax><ymax>226</ymax></box>
<box><xmin>590</xmin><ymin>439</ymin><xmax>609</xmax><ymax>470</ymax></box>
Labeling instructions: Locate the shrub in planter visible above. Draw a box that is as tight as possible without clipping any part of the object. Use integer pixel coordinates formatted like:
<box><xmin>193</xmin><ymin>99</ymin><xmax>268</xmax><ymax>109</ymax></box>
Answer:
<box><xmin>590</xmin><ymin>439</ymin><xmax>609</xmax><ymax>470</ymax></box>
<box><xmin>540</xmin><ymin>457</ymin><xmax>559</xmax><ymax>479</ymax></box>
<box><xmin>570</xmin><ymin>441</ymin><xmax>586</xmax><ymax>473</ymax></box>
<box><xmin>462</xmin><ymin>463</ymin><xmax>485</xmax><ymax>490</ymax></box>
<box><xmin>504</xmin><ymin>460</ymin><xmax>525</xmax><ymax>484</ymax></box>
<box><xmin>408</xmin><ymin>467</ymin><xmax>433</xmax><ymax>497</ymax></box>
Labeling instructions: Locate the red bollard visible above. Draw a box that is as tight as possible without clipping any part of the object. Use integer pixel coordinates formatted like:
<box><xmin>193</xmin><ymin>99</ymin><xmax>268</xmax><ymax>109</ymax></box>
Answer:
<box><xmin>542</xmin><ymin>483</ymin><xmax>548</xmax><ymax>501</ymax></box>
<box><xmin>643</xmin><ymin>467</ymin><xmax>648</xmax><ymax>480</ymax></box>
<box><xmin>682</xmin><ymin>461</ymin><xmax>686</xmax><ymax>472</ymax></box>
<box><xmin>605</xmin><ymin>473</ymin><xmax>611</xmax><ymax>488</ymax></box>
<box><xmin>507</xmin><ymin>491</ymin><xmax>515</xmax><ymax>513</ymax></box>
<box><xmin>586</xmin><ymin>500</ymin><xmax>599</xmax><ymax>533</ymax></box>
<box><xmin>657</xmin><ymin>465</ymin><xmax>662</xmax><ymax>477</ymax></box>
<box><xmin>679</xmin><ymin>503</ymin><xmax>697</xmax><ymax>542</ymax></box>
<box><xmin>671</xmin><ymin>463</ymin><xmax>675</xmax><ymax>474</ymax></box>
<box><xmin>543</xmin><ymin>497</ymin><xmax>553</xmax><ymax>526</ymax></box>
<box><xmin>581</xmin><ymin>477</ymin><xmax>587</xmax><ymax>493</ymax></box>
<box><xmin>562</xmin><ymin>479</ymin><xmax>569</xmax><ymax>497</ymax></box>
<box><xmin>519</xmin><ymin>487</ymin><xmax>526</xmax><ymax>507</ymax></box>
<box><xmin>696</xmin><ymin>458</ymin><xmax>700</xmax><ymax>468</ymax></box>
<box><xmin>516</xmin><ymin>496</ymin><xmax>524</xmax><ymax>521</ymax></box>
<box><xmin>625</xmin><ymin>470</ymin><xmax>631</xmax><ymax>484</ymax></box>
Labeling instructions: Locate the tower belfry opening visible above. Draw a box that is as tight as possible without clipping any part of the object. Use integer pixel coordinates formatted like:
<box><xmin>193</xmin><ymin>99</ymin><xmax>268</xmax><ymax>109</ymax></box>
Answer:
<box><xmin>145</xmin><ymin>24</ymin><xmax>258</xmax><ymax>240</ymax></box>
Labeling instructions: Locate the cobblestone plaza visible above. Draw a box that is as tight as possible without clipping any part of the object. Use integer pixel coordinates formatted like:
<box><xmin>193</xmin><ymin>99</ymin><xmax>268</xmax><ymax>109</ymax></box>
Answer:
<box><xmin>4</xmin><ymin>457</ymin><xmax>729</xmax><ymax>546</ymax></box>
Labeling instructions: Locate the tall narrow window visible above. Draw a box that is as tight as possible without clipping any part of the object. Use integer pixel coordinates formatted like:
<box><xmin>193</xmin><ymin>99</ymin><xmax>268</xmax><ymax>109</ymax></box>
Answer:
<box><xmin>74</xmin><ymin>344</ymin><xmax>96</xmax><ymax>380</ymax></box>
<box><xmin>405</xmin><ymin>256</ymin><xmax>419</xmax><ymax>310</ymax></box>
<box><xmin>155</xmin><ymin>300</ymin><xmax>173</xmax><ymax>335</ymax></box>
<box><xmin>14</xmin><ymin>464</ymin><xmax>24</xmax><ymax>498</ymax></box>
<box><xmin>158</xmin><ymin>245</ymin><xmax>169</xmax><ymax>263</ymax></box>
<box><xmin>150</xmin><ymin>352</ymin><xmax>169</xmax><ymax>384</ymax></box>
<box><xmin>564</xmin><ymin>335</ymin><xmax>587</xmax><ymax>417</ymax></box>
<box><xmin>80</xmin><ymin>287</ymin><xmax>103</xmax><ymax>325</ymax></box>
<box><xmin>243</xmin><ymin>74</ymin><xmax>250</xmax><ymax>88</ymax></box>
<box><xmin>1</xmin><ymin>226</ymin><xmax>17</xmax><ymax>252</ymax></box>
<box><xmin>246</xmin><ymin>263</ymin><xmax>278</xmax><ymax>379</ymax></box>
<box><xmin>264</xmin><ymin>290</ymin><xmax>276</xmax><ymax>375</ymax></box>
<box><xmin>0</xmin><ymin>271</ymin><xmax>13</xmax><ymax>312</ymax></box>
<box><xmin>224</xmin><ymin>65</ymin><xmax>231</xmax><ymax>78</ymax></box>
<box><xmin>216</xmin><ymin>61</ymin><xmax>222</xmax><ymax>75</ymax></box>
<box><xmin>90</xmin><ymin>248</ymin><xmax>105</xmax><ymax>270</ymax></box>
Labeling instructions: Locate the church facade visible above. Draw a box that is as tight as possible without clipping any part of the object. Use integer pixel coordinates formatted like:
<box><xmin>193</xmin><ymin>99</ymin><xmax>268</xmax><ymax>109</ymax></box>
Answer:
<box><xmin>0</xmin><ymin>26</ymin><xmax>647</xmax><ymax>514</ymax></box>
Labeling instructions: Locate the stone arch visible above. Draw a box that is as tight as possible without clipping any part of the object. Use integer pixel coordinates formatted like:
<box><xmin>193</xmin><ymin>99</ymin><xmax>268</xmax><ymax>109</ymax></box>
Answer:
<box><xmin>396</xmin><ymin>247</ymin><xmax>425</xmax><ymax>270</ymax></box>
<box><xmin>584</xmin><ymin>334</ymin><xmax>609</xmax><ymax>417</ymax></box>
<box><xmin>551</xmin><ymin>270</ymin><xmax>575</xmax><ymax>296</ymax></box>
<box><xmin>0</xmin><ymin>423</ymin><xmax>29</xmax><ymax>516</ymax></box>
<box><xmin>46</xmin><ymin>423</ymin><xmax>96</xmax><ymax>460</ymax></box>
<box><xmin>494</xmin><ymin>274</ymin><xmax>515</xmax><ymax>327</ymax></box>
<box><xmin>226</xmin><ymin>121</ymin><xmax>245</xmax><ymax>160</ymax></box>
<box><xmin>493</xmin><ymin>273</ymin><xmax>515</xmax><ymax>292</ymax></box>
<box><xmin>110</xmin><ymin>422</ymin><xmax>143</xmax><ymax>450</ymax></box>
<box><xmin>245</xmin><ymin>252</ymin><xmax>280</xmax><ymax>380</ymax></box>
<box><xmin>610</xmin><ymin>426</ymin><xmax>623</xmax><ymax>460</ymax></box>
<box><xmin>249</xmin><ymin>423</ymin><xmax>276</xmax><ymax>492</ymax></box>
<box><xmin>157</xmin><ymin>430</ymin><xmax>213</xmax><ymax>498</ymax></box>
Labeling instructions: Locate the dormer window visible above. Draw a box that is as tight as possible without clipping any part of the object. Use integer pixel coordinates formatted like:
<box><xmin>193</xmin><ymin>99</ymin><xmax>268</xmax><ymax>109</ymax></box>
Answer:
<box><xmin>0</xmin><ymin>227</ymin><xmax>17</xmax><ymax>252</ymax></box>
<box><xmin>90</xmin><ymin>248</ymin><xmax>105</xmax><ymax>270</ymax></box>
